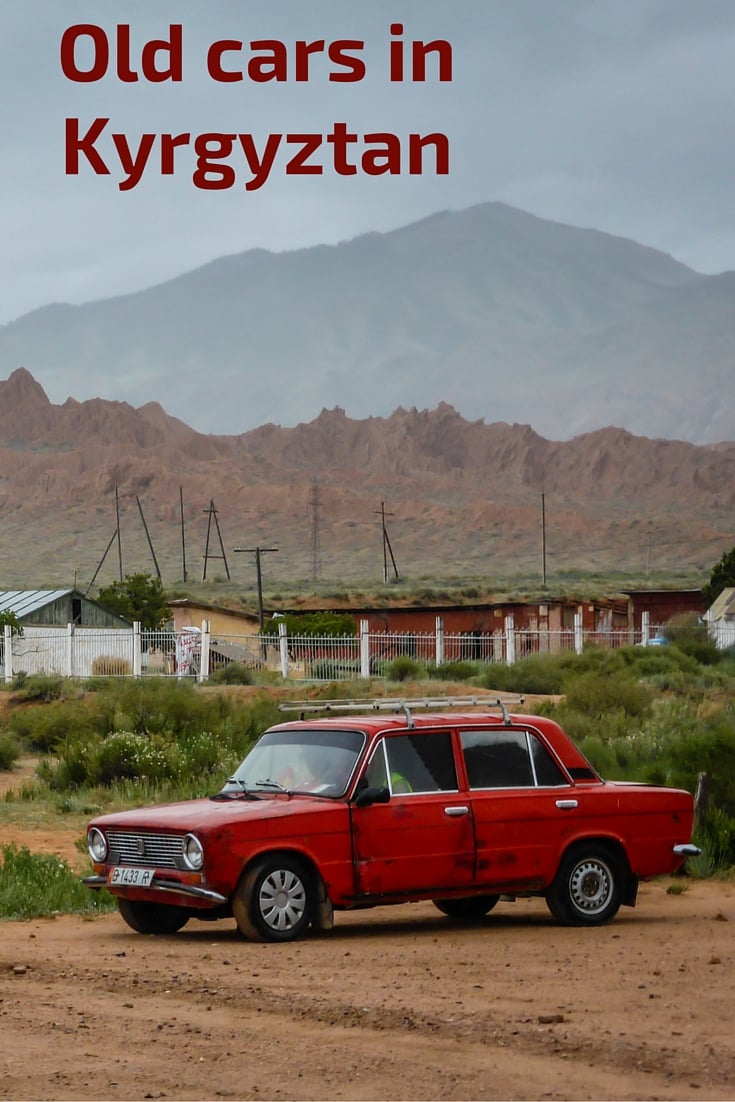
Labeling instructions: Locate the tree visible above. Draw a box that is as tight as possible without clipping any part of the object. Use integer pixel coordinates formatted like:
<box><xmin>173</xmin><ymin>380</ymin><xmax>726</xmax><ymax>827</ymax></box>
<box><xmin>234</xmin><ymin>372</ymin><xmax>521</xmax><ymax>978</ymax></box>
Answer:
<box><xmin>262</xmin><ymin>611</ymin><xmax>357</xmax><ymax>637</ymax></box>
<box><xmin>0</xmin><ymin>610</ymin><xmax>23</xmax><ymax>636</ymax></box>
<box><xmin>702</xmin><ymin>546</ymin><xmax>735</xmax><ymax>608</ymax></box>
<box><xmin>96</xmin><ymin>573</ymin><xmax>170</xmax><ymax>630</ymax></box>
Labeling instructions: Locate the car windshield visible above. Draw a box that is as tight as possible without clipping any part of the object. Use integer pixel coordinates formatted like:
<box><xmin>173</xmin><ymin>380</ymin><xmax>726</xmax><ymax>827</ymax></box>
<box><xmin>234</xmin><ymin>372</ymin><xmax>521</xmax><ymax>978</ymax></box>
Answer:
<box><xmin>221</xmin><ymin>728</ymin><xmax>365</xmax><ymax>798</ymax></box>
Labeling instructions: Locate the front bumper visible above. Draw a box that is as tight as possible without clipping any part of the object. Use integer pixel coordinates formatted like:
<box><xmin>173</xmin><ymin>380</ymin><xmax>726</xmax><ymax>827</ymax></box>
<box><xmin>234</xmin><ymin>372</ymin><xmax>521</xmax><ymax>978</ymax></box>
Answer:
<box><xmin>83</xmin><ymin>874</ymin><xmax>228</xmax><ymax>905</ymax></box>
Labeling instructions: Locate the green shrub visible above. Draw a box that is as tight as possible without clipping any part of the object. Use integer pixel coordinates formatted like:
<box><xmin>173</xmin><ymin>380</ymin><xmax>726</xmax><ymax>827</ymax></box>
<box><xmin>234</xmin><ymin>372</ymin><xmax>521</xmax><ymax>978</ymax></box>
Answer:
<box><xmin>0</xmin><ymin>844</ymin><xmax>115</xmax><ymax>919</ymax></box>
<box><xmin>209</xmin><ymin>662</ymin><xmax>254</xmax><ymax>685</ymax></box>
<box><xmin>0</xmin><ymin>731</ymin><xmax>21</xmax><ymax>771</ymax></box>
<box><xmin>96</xmin><ymin>731</ymin><xmax>170</xmax><ymax>785</ymax></box>
<box><xmin>561</xmin><ymin>670</ymin><xmax>654</xmax><ymax>720</ymax></box>
<box><xmin>425</xmin><ymin>661</ymin><xmax>481</xmax><ymax>682</ymax></box>
<box><xmin>5</xmin><ymin>699</ymin><xmax>108</xmax><ymax>753</ymax></box>
<box><xmin>15</xmin><ymin>674</ymin><xmax>66</xmax><ymax>702</ymax></box>
<box><xmin>481</xmin><ymin>653</ymin><xmax>566</xmax><ymax>695</ymax></box>
<box><xmin>385</xmin><ymin>656</ymin><xmax>424</xmax><ymax>682</ymax></box>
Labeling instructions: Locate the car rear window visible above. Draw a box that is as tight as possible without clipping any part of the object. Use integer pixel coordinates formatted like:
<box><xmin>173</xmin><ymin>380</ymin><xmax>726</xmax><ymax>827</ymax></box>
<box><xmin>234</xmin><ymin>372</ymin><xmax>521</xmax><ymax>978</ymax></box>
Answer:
<box><xmin>460</xmin><ymin>729</ymin><xmax>568</xmax><ymax>789</ymax></box>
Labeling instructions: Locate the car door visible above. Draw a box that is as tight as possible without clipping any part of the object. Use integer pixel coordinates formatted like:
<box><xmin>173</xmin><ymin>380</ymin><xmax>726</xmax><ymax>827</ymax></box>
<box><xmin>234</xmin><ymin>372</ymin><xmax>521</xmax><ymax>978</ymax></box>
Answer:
<box><xmin>459</xmin><ymin>727</ymin><xmax>575</xmax><ymax>890</ymax></box>
<box><xmin>351</xmin><ymin>728</ymin><xmax>475</xmax><ymax>898</ymax></box>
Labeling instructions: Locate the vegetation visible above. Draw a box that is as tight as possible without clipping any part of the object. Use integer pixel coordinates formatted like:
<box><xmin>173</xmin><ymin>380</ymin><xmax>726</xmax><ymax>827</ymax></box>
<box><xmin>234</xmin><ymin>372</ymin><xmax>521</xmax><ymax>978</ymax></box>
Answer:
<box><xmin>702</xmin><ymin>544</ymin><xmax>735</xmax><ymax>607</ymax></box>
<box><xmin>262</xmin><ymin>611</ymin><xmax>357</xmax><ymax>637</ymax></box>
<box><xmin>0</xmin><ymin>610</ymin><xmax>23</xmax><ymax>636</ymax></box>
<box><xmin>0</xmin><ymin>845</ymin><xmax>116</xmax><ymax>919</ymax></box>
<box><xmin>96</xmin><ymin>572</ymin><xmax>170</xmax><ymax>629</ymax></box>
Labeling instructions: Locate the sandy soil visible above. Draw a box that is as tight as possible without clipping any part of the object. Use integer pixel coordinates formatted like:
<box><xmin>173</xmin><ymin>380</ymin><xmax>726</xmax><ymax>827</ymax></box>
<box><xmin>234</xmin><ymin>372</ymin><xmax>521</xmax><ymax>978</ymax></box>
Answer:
<box><xmin>0</xmin><ymin>874</ymin><xmax>733</xmax><ymax>1101</ymax></box>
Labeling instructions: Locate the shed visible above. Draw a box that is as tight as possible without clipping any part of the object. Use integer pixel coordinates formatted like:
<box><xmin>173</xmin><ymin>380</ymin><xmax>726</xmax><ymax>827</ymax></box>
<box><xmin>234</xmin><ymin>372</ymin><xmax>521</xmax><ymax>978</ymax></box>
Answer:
<box><xmin>704</xmin><ymin>587</ymin><xmax>735</xmax><ymax>649</ymax></box>
<box><xmin>0</xmin><ymin>589</ymin><xmax>131</xmax><ymax>628</ymax></box>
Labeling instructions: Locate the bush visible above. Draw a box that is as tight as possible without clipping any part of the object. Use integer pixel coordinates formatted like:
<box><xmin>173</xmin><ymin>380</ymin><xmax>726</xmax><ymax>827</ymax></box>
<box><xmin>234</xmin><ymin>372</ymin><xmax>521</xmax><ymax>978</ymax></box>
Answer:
<box><xmin>425</xmin><ymin>661</ymin><xmax>481</xmax><ymax>682</ymax></box>
<box><xmin>209</xmin><ymin>662</ymin><xmax>253</xmax><ymax>685</ymax></box>
<box><xmin>0</xmin><ymin>844</ymin><xmax>115</xmax><ymax>919</ymax></box>
<box><xmin>5</xmin><ymin>699</ymin><xmax>107</xmax><ymax>753</ymax></box>
<box><xmin>481</xmin><ymin>653</ymin><xmax>566</xmax><ymax>695</ymax></box>
<box><xmin>15</xmin><ymin>674</ymin><xmax>66</xmax><ymax>702</ymax></box>
<box><xmin>91</xmin><ymin>655</ymin><xmax>133</xmax><ymax>676</ymax></box>
<box><xmin>385</xmin><ymin>656</ymin><xmax>424</xmax><ymax>682</ymax></box>
<box><xmin>664</xmin><ymin>613</ymin><xmax>721</xmax><ymax>666</ymax></box>
<box><xmin>0</xmin><ymin>731</ymin><xmax>21</xmax><ymax>771</ymax></box>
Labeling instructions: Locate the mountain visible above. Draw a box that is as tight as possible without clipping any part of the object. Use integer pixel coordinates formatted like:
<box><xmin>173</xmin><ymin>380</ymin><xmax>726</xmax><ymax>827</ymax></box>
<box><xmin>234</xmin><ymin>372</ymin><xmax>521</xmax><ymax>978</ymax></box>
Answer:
<box><xmin>1</xmin><ymin>202</ymin><xmax>733</xmax><ymax>444</ymax></box>
<box><xmin>0</xmin><ymin>369</ymin><xmax>733</xmax><ymax>591</ymax></box>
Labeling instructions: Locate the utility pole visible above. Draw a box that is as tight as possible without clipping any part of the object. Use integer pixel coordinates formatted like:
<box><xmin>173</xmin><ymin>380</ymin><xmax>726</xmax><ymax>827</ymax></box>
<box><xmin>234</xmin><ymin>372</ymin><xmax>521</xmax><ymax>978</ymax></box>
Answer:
<box><xmin>179</xmin><ymin>486</ymin><xmax>188</xmax><ymax>583</ymax></box>
<box><xmin>308</xmin><ymin>476</ymin><xmax>322</xmax><ymax>582</ymax></box>
<box><xmin>540</xmin><ymin>491</ymin><xmax>547</xmax><ymax>588</ymax></box>
<box><xmin>201</xmin><ymin>500</ymin><xmax>231</xmax><ymax>581</ymax></box>
<box><xmin>115</xmin><ymin>485</ymin><xmax>123</xmax><ymax>581</ymax></box>
<box><xmin>136</xmin><ymin>496</ymin><xmax>162</xmax><ymax>581</ymax></box>
<box><xmin>233</xmin><ymin>546</ymin><xmax>279</xmax><ymax>631</ymax></box>
<box><xmin>375</xmin><ymin>501</ymin><xmax>399</xmax><ymax>583</ymax></box>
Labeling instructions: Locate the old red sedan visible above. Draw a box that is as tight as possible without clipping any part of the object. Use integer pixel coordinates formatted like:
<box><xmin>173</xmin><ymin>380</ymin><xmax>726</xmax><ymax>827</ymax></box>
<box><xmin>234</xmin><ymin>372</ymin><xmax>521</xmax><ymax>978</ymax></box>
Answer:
<box><xmin>84</xmin><ymin>698</ymin><xmax>700</xmax><ymax>941</ymax></box>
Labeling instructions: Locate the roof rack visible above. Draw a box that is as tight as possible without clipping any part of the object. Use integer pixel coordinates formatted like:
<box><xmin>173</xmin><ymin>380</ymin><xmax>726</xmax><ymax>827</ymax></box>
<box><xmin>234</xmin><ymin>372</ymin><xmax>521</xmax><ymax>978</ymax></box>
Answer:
<box><xmin>278</xmin><ymin>695</ymin><xmax>525</xmax><ymax>727</ymax></box>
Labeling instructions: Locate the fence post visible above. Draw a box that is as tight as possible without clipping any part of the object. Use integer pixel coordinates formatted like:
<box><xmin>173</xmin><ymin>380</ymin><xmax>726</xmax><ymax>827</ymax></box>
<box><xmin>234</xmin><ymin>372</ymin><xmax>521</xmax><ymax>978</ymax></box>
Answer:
<box><xmin>132</xmin><ymin>621</ymin><xmax>142</xmax><ymax>677</ymax></box>
<box><xmin>641</xmin><ymin>611</ymin><xmax>650</xmax><ymax>646</ymax></box>
<box><xmin>574</xmin><ymin>612</ymin><xmax>584</xmax><ymax>655</ymax></box>
<box><xmin>65</xmin><ymin>623</ymin><xmax>74</xmax><ymax>678</ymax></box>
<box><xmin>360</xmin><ymin>619</ymin><xmax>370</xmax><ymax>678</ymax></box>
<box><xmin>3</xmin><ymin>624</ymin><xmax>13</xmax><ymax>683</ymax></box>
<box><xmin>435</xmin><ymin>616</ymin><xmax>444</xmax><ymax>667</ymax></box>
<box><xmin>199</xmin><ymin>620</ymin><xmax>211</xmax><ymax>682</ymax></box>
<box><xmin>278</xmin><ymin>621</ymin><xmax>289</xmax><ymax>679</ymax></box>
<box><xmin>504</xmin><ymin>615</ymin><xmax>516</xmax><ymax>665</ymax></box>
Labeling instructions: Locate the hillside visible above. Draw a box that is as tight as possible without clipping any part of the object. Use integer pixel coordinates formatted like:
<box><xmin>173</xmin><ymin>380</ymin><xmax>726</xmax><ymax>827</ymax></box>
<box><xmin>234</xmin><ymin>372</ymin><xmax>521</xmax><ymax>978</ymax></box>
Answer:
<box><xmin>1</xmin><ymin>369</ymin><xmax>733</xmax><ymax>593</ymax></box>
<box><xmin>1</xmin><ymin>203</ymin><xmax>734</xmax><ymax>444</ymax></box>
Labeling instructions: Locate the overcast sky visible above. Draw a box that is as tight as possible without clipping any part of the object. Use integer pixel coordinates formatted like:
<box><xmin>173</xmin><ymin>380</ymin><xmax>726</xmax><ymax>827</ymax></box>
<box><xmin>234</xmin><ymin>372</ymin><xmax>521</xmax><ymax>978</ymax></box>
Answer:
<box><xmin>2</xmin><ymin>0</ymin><xmax>735</xmax><ymax>329</ymax></box>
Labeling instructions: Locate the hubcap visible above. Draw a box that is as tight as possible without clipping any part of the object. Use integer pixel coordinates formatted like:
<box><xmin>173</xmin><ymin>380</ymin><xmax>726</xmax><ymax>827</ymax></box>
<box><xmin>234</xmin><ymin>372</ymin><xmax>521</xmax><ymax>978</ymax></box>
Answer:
<box><xmin>569</xmin><ymin>858</ymin><xmax>612</xmax><ymax>915</ymax></box>
<box><xmin>258</xmin><ymin>869</ymin><xmax>306</xmax><ymax>932</ymax></box>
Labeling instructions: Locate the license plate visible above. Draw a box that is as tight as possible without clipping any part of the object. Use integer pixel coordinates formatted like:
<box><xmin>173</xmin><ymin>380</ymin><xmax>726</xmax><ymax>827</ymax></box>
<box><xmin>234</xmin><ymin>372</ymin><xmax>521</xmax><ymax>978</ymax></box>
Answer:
<box><xmin>108</xmin><ymin>866</ymin><xmax>155</xmax><ymax>888</ymax></box>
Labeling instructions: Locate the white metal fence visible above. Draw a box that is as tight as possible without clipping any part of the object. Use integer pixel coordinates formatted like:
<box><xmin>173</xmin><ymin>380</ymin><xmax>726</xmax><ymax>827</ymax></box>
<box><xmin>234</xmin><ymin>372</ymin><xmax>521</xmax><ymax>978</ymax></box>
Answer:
<box><xmin>2</xmin><ymin>612</ymin><xmax>722</xmax><ymax>683</ymax></box>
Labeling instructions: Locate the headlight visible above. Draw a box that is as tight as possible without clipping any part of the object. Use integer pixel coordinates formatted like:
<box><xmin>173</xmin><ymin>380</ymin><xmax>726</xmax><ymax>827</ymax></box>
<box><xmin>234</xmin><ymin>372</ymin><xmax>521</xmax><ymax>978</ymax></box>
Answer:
<box><xmin>88</xmin><ymin>827</ymin><xmax>108</xmax><ymax>862</ymax></box>
<box><xmin>183</xmin><ymin>833</ymin><xmax>204</xmax><ymax>871</ymax></box>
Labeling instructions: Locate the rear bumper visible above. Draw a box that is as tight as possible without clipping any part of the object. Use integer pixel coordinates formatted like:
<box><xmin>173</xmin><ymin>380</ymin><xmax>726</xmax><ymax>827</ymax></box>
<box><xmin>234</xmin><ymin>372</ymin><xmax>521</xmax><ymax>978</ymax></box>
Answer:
<box><xmin>83</xmin><ymin>874</ymin><xmax>228</xmax><ymax>906</ymax></box>
<box><xmin>673</xmin><ymin>843</ymin><xmax>701</xmax><ymax>858</ymax></box>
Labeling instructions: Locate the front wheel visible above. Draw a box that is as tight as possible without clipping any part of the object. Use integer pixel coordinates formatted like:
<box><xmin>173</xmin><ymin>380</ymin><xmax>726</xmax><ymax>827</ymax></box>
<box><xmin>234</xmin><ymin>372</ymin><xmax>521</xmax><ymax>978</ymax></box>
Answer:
<box><xmin>117</xmin><ymin>898</ymin><xmax>190</xmax><ymax>934</ymax></box>
<box><xmin>233</xmin><ymin>856</ymin><xmax>314</xmax><ymax>942</ymax></box>
<box><xmin>433</xmin><ymin>895</ymin><xmax>499</xmax><ymax>919</ymax></box>
<box><xmin>546</xmin><ymin>846</ymin><xmax>623</xmax><ymax>926</ymax></box>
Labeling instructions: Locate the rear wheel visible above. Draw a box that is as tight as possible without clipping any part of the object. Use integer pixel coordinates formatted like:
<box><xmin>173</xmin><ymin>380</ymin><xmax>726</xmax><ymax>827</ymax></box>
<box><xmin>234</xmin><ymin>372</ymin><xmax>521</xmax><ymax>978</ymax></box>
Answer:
<box><xmin>432</xmin><ymin>895</ymin><xmax>499</xmax><ymax>919</ymax></box>
<box><xmin>117</xmin><ymin>898</ymin><xmax>190</xmax><ymax>934</ymax></box>
<box><xmin>546</xmin><ymin>846</ymin><xmax>623</xmax><ymax>926</ymax></box>
<box><xmin>233</xmin><ymin>856</ymin><xmax>314</xmax><ymax>942</ymax></box>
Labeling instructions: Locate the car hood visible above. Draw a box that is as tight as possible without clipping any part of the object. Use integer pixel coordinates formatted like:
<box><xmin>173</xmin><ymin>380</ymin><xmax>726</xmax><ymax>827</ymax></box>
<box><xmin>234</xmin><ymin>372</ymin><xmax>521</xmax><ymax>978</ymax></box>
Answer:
<box><xmin>90</xmin><ymin>793</ymin><xmax>342</xmax><ymax>834</ymax></box>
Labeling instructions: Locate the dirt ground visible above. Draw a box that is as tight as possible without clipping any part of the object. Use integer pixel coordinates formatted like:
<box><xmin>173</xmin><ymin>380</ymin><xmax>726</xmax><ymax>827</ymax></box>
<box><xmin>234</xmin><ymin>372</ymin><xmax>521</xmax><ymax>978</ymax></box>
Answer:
<box><xmin>2</xmin><ymin>761</ymin><xmax>735</xmax><ymax>1101</ymax></box>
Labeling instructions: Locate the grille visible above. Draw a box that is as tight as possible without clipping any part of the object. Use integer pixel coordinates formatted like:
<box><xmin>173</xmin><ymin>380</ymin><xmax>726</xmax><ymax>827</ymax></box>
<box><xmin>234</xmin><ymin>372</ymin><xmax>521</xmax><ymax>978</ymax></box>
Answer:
<box><xmin>106</xmin><ymin>830</ymin><xmax>184</xmax><ymax>868</ymax></box>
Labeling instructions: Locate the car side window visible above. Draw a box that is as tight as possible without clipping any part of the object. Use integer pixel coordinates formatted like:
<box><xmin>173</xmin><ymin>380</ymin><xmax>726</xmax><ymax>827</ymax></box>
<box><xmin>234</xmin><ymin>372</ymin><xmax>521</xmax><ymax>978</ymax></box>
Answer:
<box><xmin>364</xmin><ymin>742</ymin><xmax>389</xmax><ymax>789</ymax></box>
<box><xmin>384</xmin><ymin>732</ymin><xmax>458</xmax><ymax>794</ymax></box>
<box><xmin>460</xmin><ymin>729</ymin><xmax>568</xmax><ymax>789</ymax></box>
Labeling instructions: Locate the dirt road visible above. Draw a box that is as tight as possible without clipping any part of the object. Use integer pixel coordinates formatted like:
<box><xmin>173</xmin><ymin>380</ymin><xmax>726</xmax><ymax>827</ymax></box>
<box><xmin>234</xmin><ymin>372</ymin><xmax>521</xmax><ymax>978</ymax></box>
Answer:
<box><xmin>1</xmin><ymin>880</ymin><xmax>734</xmax><ymax>1101</ymax></box>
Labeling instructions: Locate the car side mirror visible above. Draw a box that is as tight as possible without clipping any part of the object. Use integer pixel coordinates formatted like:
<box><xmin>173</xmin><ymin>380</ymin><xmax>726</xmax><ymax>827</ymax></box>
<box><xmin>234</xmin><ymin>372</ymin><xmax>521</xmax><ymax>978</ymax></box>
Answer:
<box><xmin>354</xmin><ymin>784</ymin><xmax>391</xmax><ymax>807</ymax></box>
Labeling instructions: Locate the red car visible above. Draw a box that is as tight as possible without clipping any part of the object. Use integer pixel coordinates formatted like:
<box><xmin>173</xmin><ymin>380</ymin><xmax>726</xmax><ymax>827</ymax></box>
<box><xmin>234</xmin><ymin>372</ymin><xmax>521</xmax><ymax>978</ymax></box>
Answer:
<box><xmin>84</xmin><ymin>698</ymin><xmax>700</xmax><ymax>941</ymax></box>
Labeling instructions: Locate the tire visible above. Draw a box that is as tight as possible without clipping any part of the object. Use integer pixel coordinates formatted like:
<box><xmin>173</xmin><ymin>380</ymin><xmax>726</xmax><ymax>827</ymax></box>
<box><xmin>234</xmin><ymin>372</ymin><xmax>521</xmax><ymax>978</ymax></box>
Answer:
<box><xmin>233</xmin><ymin>856</ymin><xmax>314</xmax><ymax>942</ymax></box>
<box><xmin>432</xmin><ymin>895</ymin><xmax>500</xmax><ymax>920</ymax></box>
<box><xmin>545</xmin><ymin>846</ymin><xmax>623</xmax><ymax>926</ymax></box>
<box><xmin>117</xmin><ymin>898</ymin><xmax>190</xmax><ymax>935</ymax></box>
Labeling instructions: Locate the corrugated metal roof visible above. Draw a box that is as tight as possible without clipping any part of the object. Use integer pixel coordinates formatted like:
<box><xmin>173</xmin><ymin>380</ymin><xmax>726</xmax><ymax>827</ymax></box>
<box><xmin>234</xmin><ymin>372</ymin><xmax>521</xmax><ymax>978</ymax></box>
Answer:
<box><xmin>0</xmin><ymin>589</ymin><xmax>74</xmax><ymax>618</ymax></box>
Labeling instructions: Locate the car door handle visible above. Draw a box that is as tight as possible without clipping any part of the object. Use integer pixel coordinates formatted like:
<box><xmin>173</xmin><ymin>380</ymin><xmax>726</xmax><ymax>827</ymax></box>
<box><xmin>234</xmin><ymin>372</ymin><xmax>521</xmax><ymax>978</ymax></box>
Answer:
<box><xmin>555</xmin><ymin>799</ymin><xmax>578</xmax><ymax>810</ymax></box>
<box><xmin>444</xmin><ymin>806</ymin><xmax>470</xmax><ymax>817</ymax></box>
